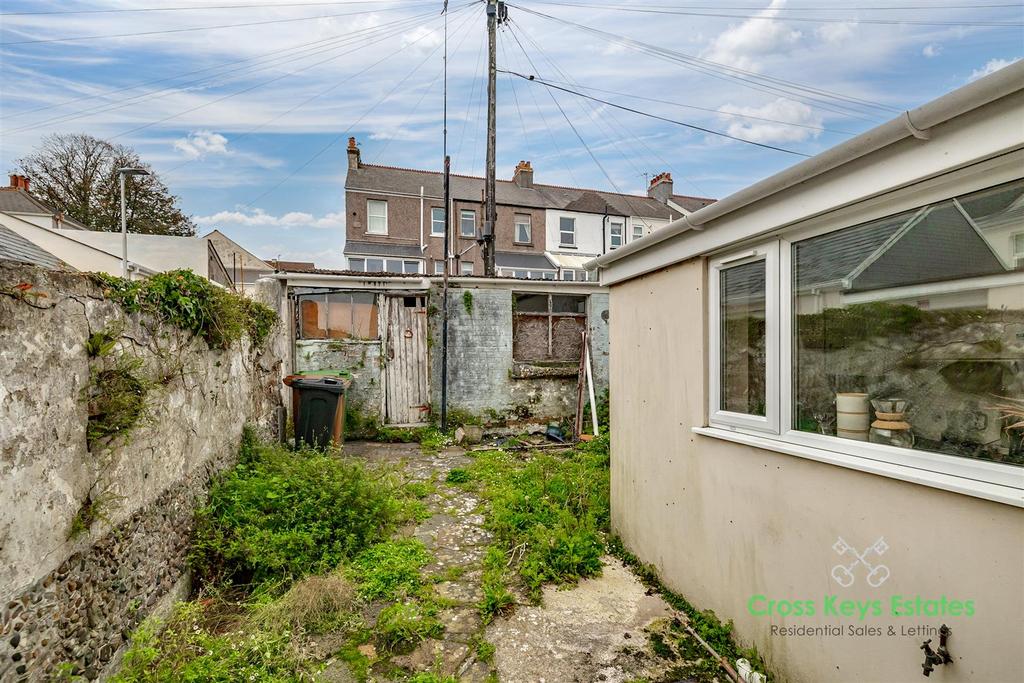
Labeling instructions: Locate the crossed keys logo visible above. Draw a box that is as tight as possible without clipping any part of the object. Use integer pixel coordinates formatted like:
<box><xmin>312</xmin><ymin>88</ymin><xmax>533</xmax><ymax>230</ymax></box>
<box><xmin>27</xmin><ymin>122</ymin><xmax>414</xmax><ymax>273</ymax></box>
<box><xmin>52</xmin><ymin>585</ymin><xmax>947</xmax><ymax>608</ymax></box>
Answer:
<box><xmin>831</xmin><ymin>536</ymin><xmax>891</xmax><ymax>588</ymax></box>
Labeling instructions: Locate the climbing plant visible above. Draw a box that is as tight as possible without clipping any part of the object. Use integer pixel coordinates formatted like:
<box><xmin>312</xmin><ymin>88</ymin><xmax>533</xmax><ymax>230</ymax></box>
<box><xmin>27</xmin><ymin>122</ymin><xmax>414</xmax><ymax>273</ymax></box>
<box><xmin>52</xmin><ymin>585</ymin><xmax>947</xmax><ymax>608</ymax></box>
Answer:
<box><xmin>91</xmin><ymin>270</ymin><xmax>277</xmax><ymax>349</ymax></box>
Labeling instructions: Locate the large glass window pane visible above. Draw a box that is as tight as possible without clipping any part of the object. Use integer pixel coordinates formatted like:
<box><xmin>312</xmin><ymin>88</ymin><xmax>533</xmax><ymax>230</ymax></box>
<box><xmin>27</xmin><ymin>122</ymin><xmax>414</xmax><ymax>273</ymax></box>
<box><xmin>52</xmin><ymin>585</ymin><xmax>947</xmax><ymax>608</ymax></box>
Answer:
<box><xmin>431</xmin><ymin>207</ymin><xmax>445</xmax><ymax>236</ymax></box>
<box><xmin>720</xmin><ymin>260</ymin><xmax>767</xmax><ymax>416</ymax></box>
<box><xmin>460</xmin><ymin>210</ymin><xmax>476</xmax><ymax>237</ymax></box>
<box><xmin>559</xmin><ymin>217</ymin><xmax>576</xmax><ymax>246</ymax></box>
<box><xmin>367</xmin><ymin>200</ymin><xmax>387</xmax><ymax>234</ymax></box>
<box><xmin>792</xmin><ymin>179</ymin><xmax>1024</xmax><ymax>466</ymax></box>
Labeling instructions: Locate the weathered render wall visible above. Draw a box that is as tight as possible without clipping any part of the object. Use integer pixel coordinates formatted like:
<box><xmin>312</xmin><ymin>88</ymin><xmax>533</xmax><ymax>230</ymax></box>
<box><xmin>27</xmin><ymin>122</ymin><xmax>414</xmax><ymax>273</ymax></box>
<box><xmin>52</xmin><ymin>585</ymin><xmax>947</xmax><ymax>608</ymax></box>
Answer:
<box><xmin>609</xmin><ymin>260</ymin><xmax>1024</xmax><ymax>683</ymax></box>
<box><xmin>295</xmin><ymin>338</ymin><xmax>383</xmax><ymax>419</ymax></box>
<box><xmin>428</xmin><ymin>285</ymin><xmax>609</xmax><ymax>425</ymax></box>
<box><xmin>0</xmin><ymin>262</ymin><xmax>287</xmax><ymax>681</ymax></box>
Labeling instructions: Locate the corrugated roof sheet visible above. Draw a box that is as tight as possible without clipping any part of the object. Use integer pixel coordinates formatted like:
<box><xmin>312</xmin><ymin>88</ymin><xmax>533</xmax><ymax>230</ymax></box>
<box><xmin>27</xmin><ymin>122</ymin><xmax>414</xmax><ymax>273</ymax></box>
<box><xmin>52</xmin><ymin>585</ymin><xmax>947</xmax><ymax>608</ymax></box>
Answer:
<box><xmin>346</xmin><ymin>164</ymin><xmax>715</xmax><ymax>219</ymax></box>
<box><xmin>0</xmin><ymin>224</ymin><xmax>65</xmax><ymax>269</ymax></box>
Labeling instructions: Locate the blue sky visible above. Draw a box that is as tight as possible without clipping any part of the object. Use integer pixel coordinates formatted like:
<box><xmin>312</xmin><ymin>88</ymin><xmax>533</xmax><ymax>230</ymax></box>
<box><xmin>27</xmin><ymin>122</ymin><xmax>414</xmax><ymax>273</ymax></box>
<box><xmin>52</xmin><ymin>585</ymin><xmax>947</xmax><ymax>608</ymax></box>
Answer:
<box><xmin>1</xmin><ymin>0</ymin><xmax>1020</xmax><ymax>268</ymax></box>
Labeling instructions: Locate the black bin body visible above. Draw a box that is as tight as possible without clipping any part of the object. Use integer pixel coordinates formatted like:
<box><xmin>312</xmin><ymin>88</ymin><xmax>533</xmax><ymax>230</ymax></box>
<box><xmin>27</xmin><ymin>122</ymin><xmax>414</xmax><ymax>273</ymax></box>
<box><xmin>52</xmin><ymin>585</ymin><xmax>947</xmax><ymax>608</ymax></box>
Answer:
<box><xmin>291</xmin><ymin>376</ymin><xmax>346</xmax><ymax>449</ymax></box>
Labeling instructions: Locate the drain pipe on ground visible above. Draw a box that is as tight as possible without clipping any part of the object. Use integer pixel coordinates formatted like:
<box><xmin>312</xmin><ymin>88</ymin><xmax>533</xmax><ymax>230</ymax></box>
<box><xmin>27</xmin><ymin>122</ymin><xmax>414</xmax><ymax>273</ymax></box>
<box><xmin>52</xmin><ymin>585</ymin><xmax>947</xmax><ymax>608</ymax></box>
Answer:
<box><xmin>681</xmin><ymin>622</ymin><xmax>754</xmax><ymax>683</ymax></box>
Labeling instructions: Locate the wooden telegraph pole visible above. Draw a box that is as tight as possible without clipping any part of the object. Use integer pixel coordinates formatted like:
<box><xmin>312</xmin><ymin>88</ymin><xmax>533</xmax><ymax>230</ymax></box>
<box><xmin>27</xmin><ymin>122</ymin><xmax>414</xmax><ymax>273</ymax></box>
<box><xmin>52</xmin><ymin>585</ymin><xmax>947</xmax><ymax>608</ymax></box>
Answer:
<box><xmin>482</xmin><ymin>0</ymin><xmax>506</xmax><ymax>277</ymax></box>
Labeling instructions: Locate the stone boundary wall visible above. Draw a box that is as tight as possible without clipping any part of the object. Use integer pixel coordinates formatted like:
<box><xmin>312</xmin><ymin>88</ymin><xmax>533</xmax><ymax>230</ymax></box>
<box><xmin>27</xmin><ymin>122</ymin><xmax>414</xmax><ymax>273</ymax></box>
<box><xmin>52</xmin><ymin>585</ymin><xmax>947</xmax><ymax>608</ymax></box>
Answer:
<box><xmin>0</xmin><ymin>261</ymin><xmax>287</xmax><ymax>681</ymax></box>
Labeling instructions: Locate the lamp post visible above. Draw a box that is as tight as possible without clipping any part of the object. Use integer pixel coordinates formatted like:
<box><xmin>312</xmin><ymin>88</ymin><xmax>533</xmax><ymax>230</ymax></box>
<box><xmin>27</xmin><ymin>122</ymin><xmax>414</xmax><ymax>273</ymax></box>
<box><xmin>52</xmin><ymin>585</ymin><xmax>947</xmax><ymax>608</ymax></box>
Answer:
<box><xmin>118</xmin><ymin>167</ymin><xmax>150</xmax><ymax>278</ymax></box>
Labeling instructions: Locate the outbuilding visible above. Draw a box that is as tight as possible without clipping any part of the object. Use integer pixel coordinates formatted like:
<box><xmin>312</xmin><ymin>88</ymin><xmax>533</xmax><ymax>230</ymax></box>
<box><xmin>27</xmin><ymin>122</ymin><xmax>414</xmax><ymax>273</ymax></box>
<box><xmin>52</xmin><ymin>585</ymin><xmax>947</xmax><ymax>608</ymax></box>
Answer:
<box><xmin>589</xmin><ymin>62</ymin><xmax>1024</xmax><ymax>682</ymax></box>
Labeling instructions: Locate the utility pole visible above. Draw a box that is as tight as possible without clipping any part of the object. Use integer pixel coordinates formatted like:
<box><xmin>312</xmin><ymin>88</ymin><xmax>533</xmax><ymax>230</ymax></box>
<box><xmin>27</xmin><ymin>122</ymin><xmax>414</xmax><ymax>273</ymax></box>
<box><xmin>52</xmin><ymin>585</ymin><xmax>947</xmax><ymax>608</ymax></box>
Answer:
<box><xmin>441</xmin><ymin>2</ymin><xmax>451</xmax><ymax>431</ymax></box>
<box><xmin>482</xmin><ymin>0</ymin><xmax>506</xmax><ymax>277</ymax></box>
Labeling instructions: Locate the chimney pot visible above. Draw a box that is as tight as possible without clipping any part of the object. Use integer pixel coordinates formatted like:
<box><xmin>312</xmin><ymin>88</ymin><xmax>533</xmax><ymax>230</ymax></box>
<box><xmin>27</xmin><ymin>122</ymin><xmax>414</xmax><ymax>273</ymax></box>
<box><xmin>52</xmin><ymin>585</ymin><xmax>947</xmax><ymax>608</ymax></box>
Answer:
<box><xmin>647</xmin><ymin>171</ymin><xmax>673</xmax><ymax>204</ymax></box>
<box><xmin>8</xmin><ymin>174</ymin><xmax>30</xmax><ymax>191</ymax></box>
<box><xmin>347</xmin><ymin>137</ymin><xmax>361</xmax><ymax>170</ymax></box>
<box><xmin>513</xmin><ymin>160</ymin><xmax>534</xmax><ymax>189</ymax></box>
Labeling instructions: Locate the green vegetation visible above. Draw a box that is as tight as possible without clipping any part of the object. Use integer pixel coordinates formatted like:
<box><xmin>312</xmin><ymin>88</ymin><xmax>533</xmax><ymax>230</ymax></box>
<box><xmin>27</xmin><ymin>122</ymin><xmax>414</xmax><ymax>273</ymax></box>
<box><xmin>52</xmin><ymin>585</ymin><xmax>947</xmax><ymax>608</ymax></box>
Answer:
<box><xmin>467</xmin><ymin>435</ymin><xmax>610</xmax><ymax>602</ymax></box>
<box><xmin>351</xmin><ymin>539</ymin><xmax>431</xmax><ymax>601</ymax></box>
<box><xmin>462</xmin><ymin>290</ymin><xmax>474</xmax><ymax>315</ymax></box>
<box><xmin>111</xmin><ymin>601</ymin><xmax>315</xmax><ymax>683</ymax></box>
<box><xmin>374</xmin><ymin>601</ymin><xmax>444</xmax><ymax>651</ymax></box>
<box><xmin>84</xmin><ymin>355</ymin><xmax>152</xmax><ymax>450</ymax></box>
<box><xmin>445</xmin><ymin>468</ymin><xmax>471</xmax><ymax>484</ymax></box>
<box><xmin>92</xmin><ymin>269</ymin><xmax>277</xmax><ymax>349</ymax></box>
<box><xmin>609</xmin><ymin>537</ymin><xmax>772</xmax><ymax>681</ymax></box>
<box><xmin>191</xmin><ymin>432</ymin><xmax>401</xmax><ymax>584</ymax></box>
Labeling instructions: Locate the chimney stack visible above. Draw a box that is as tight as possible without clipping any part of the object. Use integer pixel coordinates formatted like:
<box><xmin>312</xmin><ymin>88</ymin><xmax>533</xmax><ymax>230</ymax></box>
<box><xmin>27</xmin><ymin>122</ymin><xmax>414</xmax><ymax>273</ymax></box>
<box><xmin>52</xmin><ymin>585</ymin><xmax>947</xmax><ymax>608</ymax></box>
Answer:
<box><xmin>8</xmin><ymin>174</ymin><xmax>30</xmax><ymax>192</ymax></box>
<box><xmin>647</xmin><ymin>172</ymin><xmax>673</xmax><ymax>204</ymax></box>
<box><xmin>513</xmin><ymin>160</ymin><xmax>533</xmax><ymax>189</ymax></box>
<box><xmin>347</xmin><ymin>137</ymin><xmax>361</xmax><ymax>170</ymax></box>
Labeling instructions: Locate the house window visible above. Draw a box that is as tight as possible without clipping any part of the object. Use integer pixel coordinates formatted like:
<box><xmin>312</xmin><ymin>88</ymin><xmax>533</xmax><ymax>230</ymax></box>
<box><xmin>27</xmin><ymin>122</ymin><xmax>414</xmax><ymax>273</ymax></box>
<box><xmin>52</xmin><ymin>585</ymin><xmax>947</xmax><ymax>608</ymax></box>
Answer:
<box><xmin>298</xmin><ymin>291</ymin><xmax>378</xmax><ymax>340</ymax></box>
<box><xmin>513</xmin><ymin>293</ymin><xmax>587</xmax><ymax>362</ymax></box>
<box><xmin>515</xmin><ymin>214</ymin><xmax>532</xmax><ymax>244</ymax></box>
<box><xmin>431</xmin><ymin>207</ymin><xmax>445</xmax><ymax>236</ymax></box>
<box><xmin>349</xmin><ymin>257</ymin><xmax>421</xmax><ymax>274</ymax></box>
<box><xmin>609</xmin><ymin>221</ymin><xmax>624</xmax><ymax>249</ymax></box>
<box><xmin>460</xmin><ymin>260</ymin><xmax>474</xmax><ymax>276</ymax></box>
<box><xmin>633</xmin><ymin>223</ymin><xmax>644</xmax><ymax>240</ymax></box>
<box><xmin>562</xmin><ymin>270</ymin><xmax>575</xmax><ymax>281</ymax></box>
<box><xmin>559</xmin><ymin>216</ymin><xmax>576</xmax><ymax>247</ymax></box>
<box><xmin>434</xmin><ymin>261</ymin><xmax>445</xmax><ymax>275</ymax></box>
<box><xmin>1013</xmin><ymin>232</ymin><xmax>1024</xmax><ymax>269</ymax></box>
<box><xmin>708</xmin><ymin>178</ymin><xmax>1023</xmax><ymax>481</ymax></box>
<box><xmin>367</xmin><ymin>200</ymin><xmax>388</xmax><ymax>234</ymax></box>
<box><xmin>460</xmin><ymin>210</ymin><xmax>476</xmax><ymax>238</ymax></box>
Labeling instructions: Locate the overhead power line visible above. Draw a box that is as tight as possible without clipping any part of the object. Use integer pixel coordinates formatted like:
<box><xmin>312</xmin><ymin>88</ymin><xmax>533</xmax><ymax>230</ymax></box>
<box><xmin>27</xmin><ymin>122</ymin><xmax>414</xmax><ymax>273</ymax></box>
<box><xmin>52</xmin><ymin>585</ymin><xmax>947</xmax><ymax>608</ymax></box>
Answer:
<box><xmin>0</xmin><ymin>3</ymin><xmax>444</xmax><ymax>46</ymax></box>
<box><xmin>525</xmin><ymin>1</ymin><xmax>1024</xmax><ymax>27</ymax></box>
<box><xmin>2</xmin><ymin>10</ymin><xmax>444</xmax><ymax>135</ymax></box>
<box><xmin>501</xmin><ymin>68</ymin><xmax>811</xmax><ymax>156</ymax></box>
<box><xmin>0</xmin><ymin>0</ymin><xmax>437</xmax><ymax>16</ymax></box>
<box><xmin>509</xmin><ymin>4</ymin><xmax>898</xmax><ymax>120</ymax></box>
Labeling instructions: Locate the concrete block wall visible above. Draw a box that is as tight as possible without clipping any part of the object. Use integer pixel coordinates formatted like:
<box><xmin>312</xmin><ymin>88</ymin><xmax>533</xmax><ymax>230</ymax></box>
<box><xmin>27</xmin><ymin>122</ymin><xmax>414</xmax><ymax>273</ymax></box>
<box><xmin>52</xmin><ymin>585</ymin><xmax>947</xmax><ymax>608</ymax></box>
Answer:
<box><xmin>0</xmin><ymin>262</ymin><xmax>286</xmax><ymax>681</ymax></box>
<box><xmin>295</xmin><ymin>339</ymin><xmax>383</xmax><ymax>419</ymax></box>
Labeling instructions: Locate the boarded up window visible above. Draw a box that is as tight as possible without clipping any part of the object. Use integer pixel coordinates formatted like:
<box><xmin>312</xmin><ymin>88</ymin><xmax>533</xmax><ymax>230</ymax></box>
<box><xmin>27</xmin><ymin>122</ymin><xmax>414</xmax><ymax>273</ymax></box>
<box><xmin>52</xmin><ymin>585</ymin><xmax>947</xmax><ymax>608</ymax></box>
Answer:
<box><xmin>513</xmin><ymin>293</ymin><xmax>587</xmax><ymax>362</ymax></box>
<box><xmin>298</xmin><ymin>292</ymin><xmax>378</xmax><ymax>340</ymax></box>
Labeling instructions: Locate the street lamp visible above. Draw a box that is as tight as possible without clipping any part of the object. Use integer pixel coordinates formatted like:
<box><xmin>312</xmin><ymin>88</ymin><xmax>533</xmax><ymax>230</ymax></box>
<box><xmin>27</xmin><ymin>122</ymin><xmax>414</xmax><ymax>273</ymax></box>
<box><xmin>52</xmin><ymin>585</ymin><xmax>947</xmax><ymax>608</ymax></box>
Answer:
<box><xmin>118</xmin><ymin>167</ymin><xmax>150</xmax><ymax>278</ymax></box>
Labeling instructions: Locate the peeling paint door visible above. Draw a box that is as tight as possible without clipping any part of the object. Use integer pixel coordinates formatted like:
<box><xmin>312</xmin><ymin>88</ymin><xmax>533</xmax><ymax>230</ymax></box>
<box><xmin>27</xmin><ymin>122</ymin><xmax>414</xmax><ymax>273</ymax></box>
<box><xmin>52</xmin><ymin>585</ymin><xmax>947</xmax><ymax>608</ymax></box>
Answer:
<box><xmin>383</xmin><ymin>295</ymin><xmax>430</xmax><ymax>425</ymax></box>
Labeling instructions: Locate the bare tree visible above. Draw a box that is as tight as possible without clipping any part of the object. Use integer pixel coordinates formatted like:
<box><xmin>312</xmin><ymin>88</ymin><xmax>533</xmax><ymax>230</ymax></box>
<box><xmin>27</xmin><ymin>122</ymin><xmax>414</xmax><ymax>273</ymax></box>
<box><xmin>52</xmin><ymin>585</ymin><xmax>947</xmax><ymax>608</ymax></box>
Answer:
<box><xmin>14</xmin><ymin>133</ymin><xmax>196</xmax><ymax>236</ymax></box>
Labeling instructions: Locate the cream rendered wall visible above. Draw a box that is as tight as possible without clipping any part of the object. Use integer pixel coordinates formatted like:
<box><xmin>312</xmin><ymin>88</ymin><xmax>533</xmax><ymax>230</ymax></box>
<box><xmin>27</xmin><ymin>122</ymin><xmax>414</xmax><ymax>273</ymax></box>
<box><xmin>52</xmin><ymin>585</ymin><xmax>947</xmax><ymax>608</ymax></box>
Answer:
<box><xmin>609</xmin><ymin>259</ymin><xmax>1024</xmax><ymax>683</ymax></box>
<box><xmin>545</xmin><ymin>209</ymin><xmax>611</xmax><ymax>257</ymax></box>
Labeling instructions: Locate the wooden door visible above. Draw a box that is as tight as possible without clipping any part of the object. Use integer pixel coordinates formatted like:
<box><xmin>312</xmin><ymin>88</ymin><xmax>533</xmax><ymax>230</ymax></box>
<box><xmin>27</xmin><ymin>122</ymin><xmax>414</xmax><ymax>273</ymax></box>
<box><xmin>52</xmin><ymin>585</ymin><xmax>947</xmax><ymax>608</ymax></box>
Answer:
<box><xmin>383</xmin><ymin>295</ymin><xmax>430</xmax><ymax>425</ymax></box>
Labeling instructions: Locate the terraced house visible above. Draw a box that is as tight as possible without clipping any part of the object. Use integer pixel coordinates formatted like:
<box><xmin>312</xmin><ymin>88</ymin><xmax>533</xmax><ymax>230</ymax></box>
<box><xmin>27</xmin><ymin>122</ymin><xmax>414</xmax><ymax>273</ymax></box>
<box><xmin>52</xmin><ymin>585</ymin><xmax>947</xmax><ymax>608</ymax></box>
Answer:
<box><xmin>342</xmin><ymin>137</ymin><xmax>713</xmax><ymax>279</ymax></box>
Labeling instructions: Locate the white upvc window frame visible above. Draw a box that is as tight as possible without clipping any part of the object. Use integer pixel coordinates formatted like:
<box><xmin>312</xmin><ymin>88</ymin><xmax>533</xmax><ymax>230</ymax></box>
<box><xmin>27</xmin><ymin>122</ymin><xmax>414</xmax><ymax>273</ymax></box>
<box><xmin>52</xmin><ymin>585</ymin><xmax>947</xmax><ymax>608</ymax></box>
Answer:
<box><xmin>559</xmin><ymin>216</ymin><xmax>576</xmax><ymax>247</ymax></box>
<box><xmin>703</xmin><ymin>168</ymin><xmax>1024</xmax><ymax>507</ymax></box>
<box><xmin>366</xmin><ymin>199</ymin><xmax>388</xmax><ymax>235</ymax></box>
<box><xmin>1012</xmin><ymin>231</ymin><xmax>1024</xmax><ymax>269</ymax></box>
<box><xmin>459</xmin><ymin>260</ymin><xmax>474</xmax><ymax>275</ymax></box>
<box><xmin>460</xmin><ymin>209</ymin><xmax>476</xmax><ymax>238</ymax></box>
<box><xmin>609</xmin><ymin>220</ymin><xmax>624</xmax><ymax>249</ymax></box>
<box><xmin>707</xmin><ymin>241</ymin><xmax>780</xmax><ymax>435</ymax></box>
<box><xmin>430</xmin><ymin>207</ymin><xmax>445</xmax><ymax>237</ymax></box>
<box><xmin>632</xmin><ymin>223</ymin><xmax>644</xmax><ymax>241</ymax></box>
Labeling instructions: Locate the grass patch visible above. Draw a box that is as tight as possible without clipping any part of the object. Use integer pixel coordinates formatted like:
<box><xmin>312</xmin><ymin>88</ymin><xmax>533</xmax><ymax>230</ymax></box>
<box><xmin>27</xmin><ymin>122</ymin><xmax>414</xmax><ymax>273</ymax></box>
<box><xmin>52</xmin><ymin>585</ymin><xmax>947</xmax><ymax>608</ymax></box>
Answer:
<box><xmin>374</xmin><ymin>601</ymin><xmax>443</xmax><ymax>652</ymax></box>
<box><xmin>250</xmin><ymin>571</ymin><xmax>358</xmax><ymax>634</ymax></box>
<box><xmin>350</xmin><ymin>538</ymin><xmax>431</xmax><ymax>601</ymax></box>
<box><xmin>467</xmin><ymin>436</ymin><xmax>610</xmax><ymax>601</ymax></box>
<box><xmin>191</xmin><ymin>431</ymin><xmax>401</xmax><ymax>585</ymax></box>
<box><xmin>445</xmin><ymin>468</ymin><xmax>471</xmax><ymax>484</ymax></box>
<box><xmin>111</xmin><ymin>601</ymin><xmax>316</xmax><ymax>683</ymax></box>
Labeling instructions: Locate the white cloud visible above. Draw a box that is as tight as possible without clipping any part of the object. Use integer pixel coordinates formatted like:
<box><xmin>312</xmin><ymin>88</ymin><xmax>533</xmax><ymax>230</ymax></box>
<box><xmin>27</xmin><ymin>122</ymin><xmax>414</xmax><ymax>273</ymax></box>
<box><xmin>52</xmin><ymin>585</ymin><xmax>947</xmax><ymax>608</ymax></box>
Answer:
<box><xmin>704</xmin><ymin>0</ymin><xmax>803</xmax><ymax>71</ymax></box>
<box><xmin>717</xmin><ymin>98</ymin><xmax>823</xmax><ymax>144</ymax></box>
<box><xmin>173</xmin><ymin>130</ymin><xmax>229</xmax><ymax>159</ymax></box>
<box><xmin>968</xmin><ymin>57</ymin><xmax>1019</xmax><ymax>82</ymax></box>
<box><xmin>401</xmin><ymin>25</ymin><xmax>443</xmax><ymax>52</ymax></box>
<box><xmin>816</xmin><ymin>22</ymin><xmax>857</xmax><ymax>46</ymax></box>
<box><xmin>196</xmin><ymin>208</ymin><xmax>345</xmax><ymax>230</ymax></box>
<box><xmin>922</xmin><ymin>44</ymin><xmax>942</xmax><ymax>58</ymax></box>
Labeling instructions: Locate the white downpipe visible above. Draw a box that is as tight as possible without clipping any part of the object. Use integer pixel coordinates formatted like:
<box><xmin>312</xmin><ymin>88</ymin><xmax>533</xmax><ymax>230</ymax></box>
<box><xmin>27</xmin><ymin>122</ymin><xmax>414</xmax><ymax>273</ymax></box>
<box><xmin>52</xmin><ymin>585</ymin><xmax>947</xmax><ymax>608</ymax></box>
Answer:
<box><xmin>419</xmin><ymin>186</ymin><xmax>425</xmax><ymax>254</ymax></box>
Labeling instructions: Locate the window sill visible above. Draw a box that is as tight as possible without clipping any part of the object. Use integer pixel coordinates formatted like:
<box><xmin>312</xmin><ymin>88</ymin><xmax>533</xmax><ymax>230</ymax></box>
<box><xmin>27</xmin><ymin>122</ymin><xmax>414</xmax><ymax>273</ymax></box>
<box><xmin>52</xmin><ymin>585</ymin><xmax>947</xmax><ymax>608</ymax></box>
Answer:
<box><xmin>559</xmin><ymin>245</ymin><xmax>577</xmax><ymax>250</ymax></box>
<box><xmin>692</xmin><ymin>426</ymin><xmax>1024</xmax><ymax>508</ymax></box>
<box><xmin>510</xmin><ymin>362</ymin><xmax>578</xmax><ymax>379</ymax></box>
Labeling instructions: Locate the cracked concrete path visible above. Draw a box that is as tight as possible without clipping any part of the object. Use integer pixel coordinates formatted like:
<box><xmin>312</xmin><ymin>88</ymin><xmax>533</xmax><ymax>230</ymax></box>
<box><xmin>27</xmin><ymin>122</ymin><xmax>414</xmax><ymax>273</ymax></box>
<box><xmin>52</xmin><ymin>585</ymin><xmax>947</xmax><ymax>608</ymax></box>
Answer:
<box><xmin>341</xmin><ymin>441</ymin><xmax>713</xmax><ymax>683</ymax></box>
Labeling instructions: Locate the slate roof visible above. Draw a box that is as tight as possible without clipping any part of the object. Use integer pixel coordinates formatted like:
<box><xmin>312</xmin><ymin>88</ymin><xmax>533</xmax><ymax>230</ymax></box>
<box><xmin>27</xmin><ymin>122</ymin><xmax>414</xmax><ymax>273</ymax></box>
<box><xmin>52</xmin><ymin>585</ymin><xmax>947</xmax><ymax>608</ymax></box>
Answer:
<box><xmin>0</xmin><ymin>189</ymin><xmax>88</xmax><ymax>229</ymax></box>
<box><xmin>345</xmin><ymin>240</ymin><xmax>423</xmax><ymax>257</ymax></box>
<box><xmin>495</xmin><ymin>251</ymin><xmax>556</xmax><ymax>270</ymax></box>
<box><xmin>0</xmin><ymin>224</ymin><xmax>65</xmax><ymax>269</ymax></box>
<box><xmin>346</xmin><ymin>164</ymin><xmax>715</xmax><ymax>219</ymax></box>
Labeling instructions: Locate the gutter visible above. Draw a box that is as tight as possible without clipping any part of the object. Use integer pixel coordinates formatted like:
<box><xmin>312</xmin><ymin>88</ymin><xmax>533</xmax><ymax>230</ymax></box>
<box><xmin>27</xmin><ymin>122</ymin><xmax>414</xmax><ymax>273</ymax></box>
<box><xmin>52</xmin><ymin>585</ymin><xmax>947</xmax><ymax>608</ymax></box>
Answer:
<box><xmin>587</xmin><ymin>59</ymin><xmax>1024</xmax><ymax>272</ymax></box>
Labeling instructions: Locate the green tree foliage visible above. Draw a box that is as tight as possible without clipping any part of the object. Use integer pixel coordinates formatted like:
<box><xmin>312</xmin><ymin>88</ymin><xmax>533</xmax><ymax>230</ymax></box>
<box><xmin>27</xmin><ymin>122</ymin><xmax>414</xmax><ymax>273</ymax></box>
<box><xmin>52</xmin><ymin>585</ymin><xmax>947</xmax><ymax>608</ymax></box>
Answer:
<box><xmin>15</xmin><ymin>133</ymin><xmax>196</xmax><ymax>236</ymax></box>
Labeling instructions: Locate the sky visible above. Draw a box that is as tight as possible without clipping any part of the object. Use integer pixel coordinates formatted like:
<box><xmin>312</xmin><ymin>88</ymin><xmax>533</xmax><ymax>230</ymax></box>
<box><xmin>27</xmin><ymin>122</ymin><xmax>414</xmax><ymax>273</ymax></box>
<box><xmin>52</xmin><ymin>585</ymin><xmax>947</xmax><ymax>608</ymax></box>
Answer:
<box><xmin>0</xmin><ymin>1</ymin><xmax>1021</xmax><ymax>269</ymax></box>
